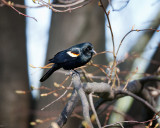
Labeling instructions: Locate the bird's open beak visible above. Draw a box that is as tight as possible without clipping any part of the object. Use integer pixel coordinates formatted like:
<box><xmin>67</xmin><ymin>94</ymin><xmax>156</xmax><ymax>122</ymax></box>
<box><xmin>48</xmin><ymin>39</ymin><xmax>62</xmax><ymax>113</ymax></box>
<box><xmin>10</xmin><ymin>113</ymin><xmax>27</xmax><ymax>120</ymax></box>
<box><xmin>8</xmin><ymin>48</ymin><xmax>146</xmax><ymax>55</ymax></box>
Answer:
<box><xmin>91</xmin><ymin>49</ymin><xmax>97</xmax><ymax>55</ymax></box>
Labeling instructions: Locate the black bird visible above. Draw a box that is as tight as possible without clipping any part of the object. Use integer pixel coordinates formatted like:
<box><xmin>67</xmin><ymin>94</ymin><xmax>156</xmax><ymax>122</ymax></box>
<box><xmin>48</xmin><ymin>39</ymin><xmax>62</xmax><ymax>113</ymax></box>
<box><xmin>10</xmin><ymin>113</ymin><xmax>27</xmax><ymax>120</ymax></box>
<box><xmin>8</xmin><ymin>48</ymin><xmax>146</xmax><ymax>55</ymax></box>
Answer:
<box><xmin>40</xmin><ymin>42</ymin><xmax>96</xmax><ymax>82</ymax></box>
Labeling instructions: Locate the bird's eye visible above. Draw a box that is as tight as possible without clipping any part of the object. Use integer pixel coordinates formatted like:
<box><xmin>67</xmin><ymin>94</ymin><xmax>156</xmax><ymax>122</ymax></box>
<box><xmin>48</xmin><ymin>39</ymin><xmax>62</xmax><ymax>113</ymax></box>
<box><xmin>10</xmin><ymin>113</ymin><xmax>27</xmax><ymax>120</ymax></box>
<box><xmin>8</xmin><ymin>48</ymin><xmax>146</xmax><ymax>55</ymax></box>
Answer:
<box><xmin>88</xmin><ymin>46</ymin><xmax>92</xmax><ymax>50</ymax></box>
<box><xmin>86</xmin><ymin>46</ymin><xmax>92</xmax><ymax>51</ymax></box>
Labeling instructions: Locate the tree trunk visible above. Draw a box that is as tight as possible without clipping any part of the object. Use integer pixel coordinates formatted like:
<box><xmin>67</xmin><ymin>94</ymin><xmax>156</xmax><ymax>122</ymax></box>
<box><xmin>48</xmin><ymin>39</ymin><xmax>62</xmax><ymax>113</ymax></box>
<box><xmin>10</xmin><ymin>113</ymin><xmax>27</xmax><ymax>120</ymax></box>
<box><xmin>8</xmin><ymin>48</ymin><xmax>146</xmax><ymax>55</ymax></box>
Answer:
<box><xmin>0</xmin><ymin>2</ymin><xmax>31</xmax><ymax>128</ymax></box>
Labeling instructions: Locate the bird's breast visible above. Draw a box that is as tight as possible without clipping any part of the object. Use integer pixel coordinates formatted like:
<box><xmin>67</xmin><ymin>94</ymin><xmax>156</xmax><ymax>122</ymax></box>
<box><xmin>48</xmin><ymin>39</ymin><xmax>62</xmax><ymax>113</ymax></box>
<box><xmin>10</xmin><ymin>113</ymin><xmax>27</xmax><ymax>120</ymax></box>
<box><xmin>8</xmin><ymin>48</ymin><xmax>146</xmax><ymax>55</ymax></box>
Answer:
<box><xmin>62</xmin><ymin>56</ymin><xmax>91</xmax><ymax>70</ymax></box>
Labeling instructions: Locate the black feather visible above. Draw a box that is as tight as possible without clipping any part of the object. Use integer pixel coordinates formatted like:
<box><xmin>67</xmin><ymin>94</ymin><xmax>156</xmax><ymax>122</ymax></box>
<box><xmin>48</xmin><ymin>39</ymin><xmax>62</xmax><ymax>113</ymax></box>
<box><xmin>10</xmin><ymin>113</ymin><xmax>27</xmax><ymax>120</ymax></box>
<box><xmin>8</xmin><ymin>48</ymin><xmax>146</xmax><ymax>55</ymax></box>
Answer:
<box><xmin>40</xmin><ymin>42</ymin><xmax>95</xmax><ymax>82</ymax></box>
<box><xmin>40</xmin><ymin>64</ymin><xmax>61</xmax><ymax>82</ymax></box>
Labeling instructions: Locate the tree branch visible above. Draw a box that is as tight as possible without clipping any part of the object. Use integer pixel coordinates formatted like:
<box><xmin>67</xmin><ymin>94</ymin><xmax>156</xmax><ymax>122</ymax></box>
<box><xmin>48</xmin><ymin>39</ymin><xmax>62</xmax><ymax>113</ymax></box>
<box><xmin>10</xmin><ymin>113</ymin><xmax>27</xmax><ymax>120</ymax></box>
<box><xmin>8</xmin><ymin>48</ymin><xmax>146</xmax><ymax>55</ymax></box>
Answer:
<box><xmin>89</xmin><ymin>92</ymin><xmax>101</xmax><ymax>128</ymax></box>
<box><xmin>72</xmin><ymin>72</ymin><xmax>93</xmax><ymax>128</ymax></box>
<box><xmin>49</xmin><ymin>74</ymin><xmax>160</xmax><ymax>128</ymax></box>
<box><xmin>49</xmin><ymin>89</ymin><xmax>79</xmax><ymax>128</ymax></box>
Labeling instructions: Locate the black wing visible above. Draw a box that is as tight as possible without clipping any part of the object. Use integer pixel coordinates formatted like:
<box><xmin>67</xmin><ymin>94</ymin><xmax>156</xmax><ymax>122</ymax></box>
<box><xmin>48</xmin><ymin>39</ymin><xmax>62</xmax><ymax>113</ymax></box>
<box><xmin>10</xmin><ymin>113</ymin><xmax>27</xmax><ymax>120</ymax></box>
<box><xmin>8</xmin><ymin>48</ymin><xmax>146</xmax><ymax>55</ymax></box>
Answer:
<box><xmin>49</xmin><ymin>49</ymin><xmax>80</xmax><ymax>64</ymax></box>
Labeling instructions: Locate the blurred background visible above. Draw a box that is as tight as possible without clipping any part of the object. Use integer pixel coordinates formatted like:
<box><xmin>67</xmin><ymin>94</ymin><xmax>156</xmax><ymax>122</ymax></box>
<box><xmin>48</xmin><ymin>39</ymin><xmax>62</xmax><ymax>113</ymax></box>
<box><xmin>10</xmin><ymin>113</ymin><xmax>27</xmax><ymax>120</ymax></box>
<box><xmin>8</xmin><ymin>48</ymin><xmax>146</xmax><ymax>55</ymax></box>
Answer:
<box><xmin>0</xmin><ymin>0</ymin><xmax>160</xmax><ymax>127</ymax></box>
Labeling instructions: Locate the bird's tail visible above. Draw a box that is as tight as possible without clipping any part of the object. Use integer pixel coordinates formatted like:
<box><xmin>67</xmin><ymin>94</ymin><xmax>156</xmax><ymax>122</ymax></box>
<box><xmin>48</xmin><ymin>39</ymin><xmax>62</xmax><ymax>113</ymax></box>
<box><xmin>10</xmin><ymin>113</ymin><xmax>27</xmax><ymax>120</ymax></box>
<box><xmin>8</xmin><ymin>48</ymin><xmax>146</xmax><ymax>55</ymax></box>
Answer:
<box><xmin>40</xmin><ymin>64</ymin><xmax>60</xmax><ymax>82</ymax></box>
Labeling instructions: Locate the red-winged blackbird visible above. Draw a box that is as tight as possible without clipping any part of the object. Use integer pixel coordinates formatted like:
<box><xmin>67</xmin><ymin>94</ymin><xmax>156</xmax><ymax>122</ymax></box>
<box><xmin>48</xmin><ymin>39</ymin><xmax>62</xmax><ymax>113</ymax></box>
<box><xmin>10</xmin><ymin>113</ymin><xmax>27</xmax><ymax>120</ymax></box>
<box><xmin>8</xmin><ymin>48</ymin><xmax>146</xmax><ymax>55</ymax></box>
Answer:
<box><xmin>40</xmin><ymin>42</ymin><xmax>96</xmax><ymax>82</ymax></box>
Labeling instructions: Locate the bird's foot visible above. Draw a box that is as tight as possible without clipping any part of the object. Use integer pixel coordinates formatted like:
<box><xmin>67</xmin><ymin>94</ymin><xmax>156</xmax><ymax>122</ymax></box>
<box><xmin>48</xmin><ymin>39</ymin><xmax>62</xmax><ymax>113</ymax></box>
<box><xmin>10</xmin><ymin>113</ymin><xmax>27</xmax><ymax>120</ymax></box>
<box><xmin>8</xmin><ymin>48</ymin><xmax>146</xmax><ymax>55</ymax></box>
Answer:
<box><xmin>65</xmin><ymin>70</ymin><xmax>80</xmax><ymax>76</ymax></box>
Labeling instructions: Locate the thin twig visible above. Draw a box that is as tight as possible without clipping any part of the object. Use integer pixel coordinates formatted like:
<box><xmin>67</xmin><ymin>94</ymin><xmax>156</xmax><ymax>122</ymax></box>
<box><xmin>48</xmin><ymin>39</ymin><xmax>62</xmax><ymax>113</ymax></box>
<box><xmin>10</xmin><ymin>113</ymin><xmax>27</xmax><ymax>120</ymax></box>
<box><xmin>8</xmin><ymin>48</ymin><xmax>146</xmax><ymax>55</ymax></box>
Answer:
<box><xmin>41</xmin><ymin>81</ymin><xmax>73</xmax><ymax>110</ymax></box>
<box><xmin>91</xmin><ymin>63</ymin><xmax>109</xmax><ymax>77</ymax></box>
<box><xmin>116</xmin><ymin>28</ymin><xmax>160</xmax><ymax>56</ymax></box>
<box><xmin>123</xmin><ymin>67</ymin><xmax>138</xmax><ymax>90</ymax></box>
<box><xmin>99</xmin><ymin>0</ymin><xmax>115</xmax><ymax>56</ymax></box>
<box><xmin>115</xmin><ymin>90</ymin><xmax>158</xmax><ymax>114</ymax></box>
<box><xmin>99</xmin><ymin>0</ymin><xmax>118</xmax><ymax>87</ymax></box>
<box><xmin>118</xmin><ymin>122</ymin><xmax>124</xmax><ymax>128</ymax></box>
<box><xmin>1</xmin><ymin>0</ymin><xmax>37</xmax><ymax>21</ymax></box>
<box><xmin>108</xmin><ymin>0</ymin><xmax>130</xmax><ymax>11</ymax></box>
<box><xmin>89</xmin><ymin>92</ymin><xmax>101</xmax><ymax>128</ymax></box>
<box><xmin>38</xmin><ymin>0</ymin><xmax>93</xmax><ymax>12</ymax></box>
<box><xmin>102</xmin><ymin>116</ymin><xmax>159</xmax><ymax>128</ymax></box>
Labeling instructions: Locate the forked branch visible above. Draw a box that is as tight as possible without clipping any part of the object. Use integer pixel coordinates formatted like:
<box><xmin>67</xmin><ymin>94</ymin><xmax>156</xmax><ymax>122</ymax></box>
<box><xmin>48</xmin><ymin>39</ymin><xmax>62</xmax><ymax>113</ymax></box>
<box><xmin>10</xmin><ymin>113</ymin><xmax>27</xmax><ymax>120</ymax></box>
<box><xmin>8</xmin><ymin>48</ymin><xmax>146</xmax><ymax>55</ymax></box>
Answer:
<box><xmin>49</xmin><ymin>72</ymin><xmax>160</xmax><ymax>128</ymax></box>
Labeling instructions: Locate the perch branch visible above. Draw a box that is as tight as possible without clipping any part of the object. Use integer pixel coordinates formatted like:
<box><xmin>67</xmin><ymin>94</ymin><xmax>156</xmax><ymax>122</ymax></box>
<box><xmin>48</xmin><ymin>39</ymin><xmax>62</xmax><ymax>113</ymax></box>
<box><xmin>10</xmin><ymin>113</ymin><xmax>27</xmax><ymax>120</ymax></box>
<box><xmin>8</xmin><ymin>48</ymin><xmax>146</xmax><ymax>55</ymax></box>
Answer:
<box><xmin>49</xmin><ymin>75</ymin><xmax>160</xmax><ymax>128</ymax></box>
<box><xmin>72</xmin><ymin>72</ymin><xmax>93</xmax><ymax>128</ymax></box>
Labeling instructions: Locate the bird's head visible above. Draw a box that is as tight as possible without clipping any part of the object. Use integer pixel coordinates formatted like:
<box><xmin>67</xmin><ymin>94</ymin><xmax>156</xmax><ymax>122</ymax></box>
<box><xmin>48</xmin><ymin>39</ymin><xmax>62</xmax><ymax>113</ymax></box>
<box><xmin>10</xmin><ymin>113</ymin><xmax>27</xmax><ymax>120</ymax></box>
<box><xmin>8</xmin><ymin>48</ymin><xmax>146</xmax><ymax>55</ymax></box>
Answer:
<box><xmin>67</xmin><ymin>42</ymin><xmax>96</xmax><ymax>58</ymax></box>
<box><xmin>81</xmin><ymin>42</ymin><xmax>96</xmax><ymax>56</ymax></box>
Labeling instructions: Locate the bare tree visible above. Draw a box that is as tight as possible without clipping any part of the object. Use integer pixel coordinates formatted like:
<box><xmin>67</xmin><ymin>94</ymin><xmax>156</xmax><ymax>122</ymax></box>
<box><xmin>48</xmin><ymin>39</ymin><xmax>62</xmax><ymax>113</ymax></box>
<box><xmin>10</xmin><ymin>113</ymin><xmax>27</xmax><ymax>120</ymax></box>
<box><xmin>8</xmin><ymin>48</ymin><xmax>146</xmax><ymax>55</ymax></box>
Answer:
<box><xmin>0</xmin><ymin>0</ymin><xmax>159</xmax><ymax>128</ymax></box>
